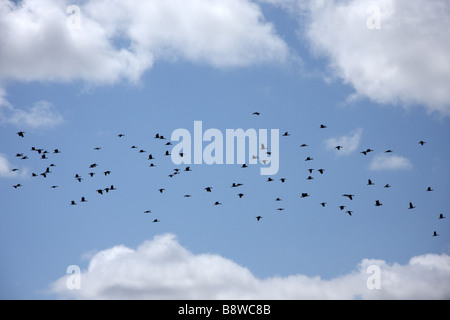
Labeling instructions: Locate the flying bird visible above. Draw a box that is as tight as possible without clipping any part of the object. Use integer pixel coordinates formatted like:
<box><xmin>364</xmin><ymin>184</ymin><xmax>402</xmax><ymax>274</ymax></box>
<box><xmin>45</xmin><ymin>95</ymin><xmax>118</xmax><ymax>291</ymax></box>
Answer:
<box><xmin>153</xmin><ymin>219</ymin><xmax>160</xmax><ymax>223</ymax></box>
<box><xmin>159</xmin><ymin>189</ymin><xmax>165</xmax><ymax>194</ymax></box>
<box><xmin>384</xmin><ymin>184</ymin><xmax>391</xmax><ymax>188</ymax></box>
<box><xmin>408</xmin><ymin>202</ymin><xmax>416</xmax><ymax>209</ymax></box>
<box><xmin>385</xmin><ymin>150</ymin><xmax>393</xmax><ymax>153</ymax></box>
<box><xmin>17</xmin><ymin>131</ymin><xmax>25</xmax><ymax>137</ymax></box>
<box><xmin>375</xmin><ymin>200</ymin><xmax>382</xmax><ymax>207</ymax></box>
<box><xmin>335</xmin><ymin>146</ymin><xmax>343</xmax><ymax>150</ymax></box>
<box><xmin>367</xmin><ymin>179</ymin><xmax>375</xmax><ymax>186</ymax></box>
<box><xmin>231</xmin><ymin>183</ymin><xmax>243</xmax><ymax>188</ymax></box>
<box><xmin>320</xmin><ymin>202</ymin><xmax>327</xmax><ymax>207</ymax></box>
<box><xmin>81</xmin><ymin>197</ymin><xmax>87</xmax><ymax>203</ymax></box>
<box><xmin>204</xmin><ymin>187</ymin><xmax>212</xmax><ymax>192</ymax></box>
<box><xmin>144</xmin><ymin>210</ymin><xmax>151</xmax><ymax>214</ymax></box>
<box><xmin>320</xmin><ymin>124</ymin><xmax>327</xmax><ymax>129</ymax></box>
<box><xmin>438</xmin><ymin>213</ymin><xmax>446</xmax><ymax>219</ymax></box>
<box><xmin>237</xmin><ymin>193</ymin><xmax>245</xmax><ymax>198</ymax></box>
<box><xmin>282</xmin><ymin>132</ymin><xmax>290</xmax><ymax>137</ymax></box>
<box><xmin>277</xmin><ymin>208</ymin><xmax>285</xmax><ymax>211</ymax></box>
<box><xmin>275</xmin><ymin>198</ymin><xmax>282</xmax><ymax>201</ymax></box>
<box><xmin>339</xmin><ymin>205</ymin><xmax>346</xmax><ymax>211</ymax></box>
<box><xmin>214</xmin><ymin>201</ymin><xmax>222</xmax><ymax>206</ymax></box>
<box><xmin>433</xmin><ymin>231</ymin><xmax>439</xmax><ymax>237</ymax></box>
<box><xmin>118</xmin><ymin>134</ymin><xmax>125</xmax><ymax>138</ymax></box>
<box><xmin>104</xmin><ymin>171</ymin><xmax>111</xmax><ymax>176</ymax></box>
<box><xmin>13</xmin><ymin>184</ymin><xmax>22</xmax><ymax>189</ymax></box>
<box><xmin>280</xmin><ymin>178</ymin><xmax>286</xmax><ymax>183</ymax></box>
<box><xmin>346</xmin><ymin>210</ymin><xmax>353</xmax><ymax>216</ymax></box>
<box><xmin>426</xmin><ymin>187</ymin><xmax>434</xmax><ymax>192</ymax></box>
<box><xmin>70</xmin><ymin>201</ymin><xmax>77</xmax><ymax>206</ymax></box>
<box><xmin>343</xmin><ymin>194</ymin><xmax>354</xmax><ymax>200</ymax></box>
<box><xmin>305</xmin><ymin>157</ymin><xmax>313</xmax><ymax>161</ymax></box>
<box><xmin>252</xmin><ymin>112</ymin><xmax>260</xmax><ymax>116</ymax></box>
<box><xmin>317</xmin><ymin>169</ymin><xmax>325</xmax><ymax>174</ymax></box>
<box><xmin>300</xmin><ymin>144</ymin><xmax>308</xmax><ymax>147</ymax></box>
<box><xmin>256</xmin><ymin>216</ymin><xmax>263</xmax><ymax>221</ymax></box>
<box><xmin>301</xmin><ymin>193</ymin><xmax>309</xmax><ymax>198</ymax></box>
<box><xmin>419</xmin><ymin>141</ymin><xmax>426</xmax><ymax>146</ymax></box>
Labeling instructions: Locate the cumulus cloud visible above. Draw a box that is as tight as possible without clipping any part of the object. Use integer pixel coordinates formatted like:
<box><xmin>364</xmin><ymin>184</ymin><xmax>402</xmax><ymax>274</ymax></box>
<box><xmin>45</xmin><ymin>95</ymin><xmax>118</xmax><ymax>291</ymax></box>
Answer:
<box><xmin>303</xmin><ymin>0</ymin><xmax>450</xmax><ymax>115</ymax></box>
<box><xmin>369</xmin><ymin>153</ymin><xmax>413</xmax><ymax>171</ymax></box>
<box><xmin>0</xmin><ymin>0</ymin><xmax>289</xmax><ymax>86</ymax></box>
<box><xmin>49</xmin><ymin>233</ymin><xmax>450</xmax><ymax>299</ymax></box>
<box><xmin>324</xmin><ymin>128</ymin><xmax>362</xmax><ymax>155</ymax></box>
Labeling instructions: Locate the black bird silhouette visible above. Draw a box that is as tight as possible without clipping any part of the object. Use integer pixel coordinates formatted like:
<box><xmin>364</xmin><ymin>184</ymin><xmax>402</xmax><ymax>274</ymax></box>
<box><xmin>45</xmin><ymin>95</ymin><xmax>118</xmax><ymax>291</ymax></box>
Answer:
<box><xmin>438</xmin><ymin>213</ymin><xmax>446</xmax><ymax>219</ymax></box>
<box><xmin>204</xmin><ymin>187</ymin><xmax>212</xmax><ymax>192</ymax></box>
<box><xmin>110</xmin><ymin>185</ymin><xmax>116</xmax><ymax>191</ymax></box>
<box><xmin>104</xmin><ymin>171</ymin><xmax>111</xmax><ymax>176</ymax></box>
<box><xmin>241</xmin><ymin>164</ymin><xmax>248</xmax><ymax>168</ymax></box>
<box><xmin>185</xmin><ymin>166</ymin><xmax>192</xmax><ymax>171</ymax></box>
<box><xmin>308</xmin><ymin>169</ymin><xmax>313</xmax><ymax>174</ymax></box>
<box><xmin>89</xmin><ymin>172</ymin><xmax>95</xmax><ymax>177</ymax></box>
<box><xmin>50</xmin><ymin>185</ymin><xmax>58</xmax><ymax>189</ymax></box>
<box><xmin>301</xmin><ymin>193</ymin><xmax>309</xmax><ymax>198</ymax></box>
<box><xmin>343</xmin><ymin>194</ymin><xmax>354</xmax><ymax>200</ymax></box>
<box><xmin>300</xmin><ymin>144</ymin><xmax>308</xmax><ymax>147</ymax></box>
<box><xmin>139</xmin><ymin>149</ymin><xmax>146</xmax><ymax>153</ymax></box>
<box><xmin>385</xmin><ymin>150</ymin><xmax>393</xmax><ymax>153</ymax></box>
<box><xmin>277</xmin><ymin>208</ymin><xmax>285</xmax><ymax>211</ymax></box>
<box><xmin>13</xmin><ymin>184</ymin><xmax>22</xmax><ymax>189</ymax></box>
<box><xmin>153</xmin><ymin>219</ymin><xmax>160</xmax><ymax>223</ymax></box>
<box><xmin>426</xmin><ymin>187</ymin><xmax>433</xmax><ymax>192</ymax></box>
<box><xmin>17</xmin><ymin>131</ymin><xmax>25</xmax><ymax>137</ymax></box>
<box><xmin>53</xmin><ymin>149</ymin><xmax>61</xmax><ymax>154</ymax></box>
<box><xmin>408</xmin><ymin>202</ymin><xmax>415</xmax><ymax>209</ymax></box>
<box><xmin>267</xmin><ymin>178</ymin><xmax>274</xmax><ymax>182</ymax></box>
<box><xmin>305</xmin><ymin>157</ymin><xmax>313</xmax><ymax>161</ymax></box>
<box><xmin>118</xmin><ymin>134</ymin><xmax>125</xmax><ymax>138</ymax></box>
<box><xmin>144</xmin><ymin>210</ymin><xmax>151</xmax><ymax>214</ymax></box>
<box><xmin>81</xmin><ymin>197</ymin><xmax>87</xmax><ymax>203</ymax></box>
<box><xmin>70</xmin><ymin>201</ymin><xmax>77</xmax><ymax>206</ymax></box>
<box><xmin>159</xmin><ymin>188</ymin><xmax>165</xmax><ymax>194</ymax></box>
<box><xmin>280</xmin><ymin>178</ymin><xmax>286</xmax><ymax>183</ymax></box>
<box><xmin>320</xmin><ymin>124</ymin><xmax>327</xmax><ymax>129</ymax></box>
<box><xmin>275</xmin><ymin>198</ymin><xmax>282</xmax><ymax>202</ymax></box>
<box><xmin>231</xmin><ymin>183</ymin><xmax>243</xmax><ymax>188</ymax></box>
<box><xmin>282</xmin><ymin>132</ymin><xmax>290</xmax><ymax>137</ymax></box>
<box><xmin>237</xmin><ymin>193</ymin><xmax>245</xmax><ymax>198</ymax></box>
<box><xmin>149</xmin><ymin>163</ymin><xmax>156</xmax><ymax>167</ymax></box>
<box><xmin>32</xmin><ymin>173</ymin><xmax>38</xmax><ymax>177</ymax></box>
<box><xmin>253</xmin><ymin>112</ymin><xmax>260</xmax><ymax>116</ymax></box>
<box><xmin>90</xmin><ymin>163</ymin><xmax>98</xmax><ymax>168</ymax></box>
<box><xmin>165</xmin><ymin>150</ymin><xmax>171</xmax><ymax>156</ymax></box>
<box><xmin>433</xmin><ymin>231</ymin><xmax>439</xmax><ymax>237</ymax></box>
<box><xmin>320</xmin><ymin>202</ymin><xmax>327</xmax><ymax>207</ymax></box>
<box><xmin>367</xmin><ymin>179</ymin><xmax>375</xmax><ymax>186</ymax></box>
<box><xmin>419</xmin><ymin>141</ymin><xmax>426</xmax><ymax>146</ymax></box>
<box><xmin>335</xmin><ymin>146</ymin><xmax>343</xmax><ymax>150</ymax></box>
<box><xmin>384</xmin><ymin>184</ymin><xmax>391</xmax><ymax>188</ymax></box>
<box><xmin>317</xmin><ymin>169</ymin><xmax>325</xmax><ymax>174</ymax></box>
<box><xmin>256</xmin><ymin>216</ymin><xmax>263</xmax><ymax>221</ymax></box>
<box><xmin>96</xmin><ymin>189</ymin><xmax>104</xmax><ymax>195</ymax></box>
<box><xmin>184</xmin><ymin>195</ymin><xmax>191</xmax><ymax>198</ymax></box>
<box><xmin>346</xmin><ymin>210</ymin><xmax>353</xmax><ymax>216</ymax></box>
<box><xmin>148</xmin><ymin>154</ymin><xmax>154</xmax><ymax>160</ymax></box>
<box><xmin>214</xmin><ymin>201</ymin><xmax>222</xmax><ymax>206</ymax></box>
<box><xmin>375</xmin><ymin>200</ymin><xmax>382</xmax><ymax>207</ymax></box>
<box><xmin>94</xmin><ymin>147</ymin><xmax>101</xmax><ymax>151</ymax></box>
<box><xmin>11</xmin><ymin>168</ymin><xmax>18</xmax><ymax>172</ymax></box>
<box><xmin>339</xmin><ymin>205</ymin><xmax>346</xmax><ymax>210</ymax></box>
<box><xmin>306</xmin><ymin>176</ymin><xmax>313</xmax><ymax>180</ymax></box>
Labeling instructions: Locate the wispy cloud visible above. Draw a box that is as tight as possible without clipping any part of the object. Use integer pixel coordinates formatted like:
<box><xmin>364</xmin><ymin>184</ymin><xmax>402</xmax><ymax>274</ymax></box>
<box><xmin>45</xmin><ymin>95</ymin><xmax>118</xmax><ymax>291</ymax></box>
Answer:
<box><xmin>324</xmin><ymin>128</ymin><xmax>363</xmax><ymax>155</ymax></box>
<box><xmin>369</xmin><ymin>154</ymin><xmax>413</xmax><ymax>171</ymax></box>
<box><xmin>49</xmin><ymin>233</ymin><xmax>450</xmax><ymax>299</ymax></box>
<box><xmin>0</xmin><ymin>98</ymin><xmax>63</xmax><ymax>129</ymax></box>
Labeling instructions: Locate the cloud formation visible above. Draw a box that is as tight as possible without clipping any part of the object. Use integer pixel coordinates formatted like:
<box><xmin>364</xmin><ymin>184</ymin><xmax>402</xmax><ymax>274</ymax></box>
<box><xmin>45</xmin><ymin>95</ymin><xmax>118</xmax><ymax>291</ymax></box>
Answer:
<box><xmin>304</xmin><ymin>0</ymin><xmax>450</xmax><ymax>115</ymax></box>
<box><xmin>50</xmin><ymin>233</ymin><xmax>450</xmax><ymax>299</ymax></box>
<box><xmin>324</xmin><ymin>128</ymin><xmax>363</xmax><ymax>155</ymax></box>
<box><xmin>0</xmin><ymin>0</ymin><xmax>289</xmax><ymax>86</ymax></box>
<box><xmin>369</xmin><ymin>154</ymin><xmax>413</xmax><ymax>171</ymax></box>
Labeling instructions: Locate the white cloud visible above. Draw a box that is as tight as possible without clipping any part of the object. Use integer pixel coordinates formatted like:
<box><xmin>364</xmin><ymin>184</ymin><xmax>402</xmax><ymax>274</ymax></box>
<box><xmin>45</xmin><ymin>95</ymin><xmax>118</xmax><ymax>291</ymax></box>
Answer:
<box><xmin>49</xmin><ymin>233</ymin><xmax>450</xmax><ymax>299</ymax></box>
<box><xmin>324</xmin><ymin>128</ymin><xmax>362</xmax><ymax>155</ymax></box>
<box><xmin>303</xmin><ymin>0</ymin><xmax>450</xmax><ymax>115</ymax></box>
<box><xmin>0</xmin><ymin>90</ymin><xmax>63</xmax><ymax>129</ymax></box>
<box><xmin>369</xmin><ymin>154</ymin><xmax>412</xmax><ymax>171</ymax></box>
<box><xmin>0</xmin><ymin>153</ymin><xmax>28</xmax><ymax>178</ymax></box>
<box><xmin>0</xmin><ymin>0</ymin><xmax>289</xmax><ymax>86</ymax></box>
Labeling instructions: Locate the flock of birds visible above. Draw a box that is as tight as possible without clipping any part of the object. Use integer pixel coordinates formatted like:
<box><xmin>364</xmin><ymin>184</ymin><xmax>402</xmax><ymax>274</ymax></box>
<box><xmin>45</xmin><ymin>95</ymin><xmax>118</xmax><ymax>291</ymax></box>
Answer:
<box><xmin>9</xmin><ymin>114</ymin><xmax>447</xmax><ymax>238</ymax></box>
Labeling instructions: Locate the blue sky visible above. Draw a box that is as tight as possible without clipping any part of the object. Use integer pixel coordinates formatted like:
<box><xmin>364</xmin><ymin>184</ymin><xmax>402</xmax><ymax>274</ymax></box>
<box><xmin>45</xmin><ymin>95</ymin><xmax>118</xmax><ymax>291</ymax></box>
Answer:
<box><xmin>0</xmin><ymin>0</ymin><xmax>449</xmax><ymax>299</ymax></box>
